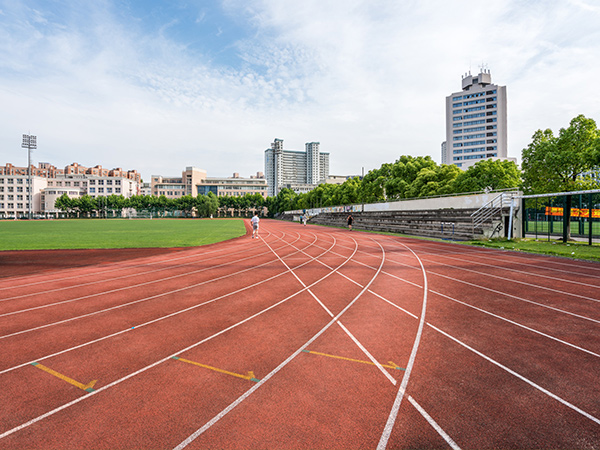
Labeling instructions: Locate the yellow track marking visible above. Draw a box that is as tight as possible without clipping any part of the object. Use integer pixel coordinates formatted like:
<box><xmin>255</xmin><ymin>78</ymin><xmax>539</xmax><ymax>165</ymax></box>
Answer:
<box><xmin>173</xmin><ymin>357</ymin><xmax>259</xmax><ymax>382</ymax></box>
<box><xmin>31</xmin><ymin>362</ymin><xmax>97</xmax><ymax>392</ymax></box>
<box><xmin>303</xmin><ymin>350</ymin><xmax>405</xmax><ymax>371</ymax></box>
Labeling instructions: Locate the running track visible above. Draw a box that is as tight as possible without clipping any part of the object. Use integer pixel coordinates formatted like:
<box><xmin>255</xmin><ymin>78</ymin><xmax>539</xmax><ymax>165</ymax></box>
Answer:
<box><xmin>1</xmin><ymin>219</ymin><xmax>599</xmax><ymax>449</ymax></box>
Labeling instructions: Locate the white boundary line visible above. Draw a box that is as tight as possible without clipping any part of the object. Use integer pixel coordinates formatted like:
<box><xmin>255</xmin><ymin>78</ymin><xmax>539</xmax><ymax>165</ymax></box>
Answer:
<box><xmin>0</xmin><ymin>228</ymin><xmax>266</xmax><ymax>291</ymax></box>
<box><xmin>0</xmin><ymin>228</ymin><xmax>351</xmax><ymax>439</ymax></box>
<box><xmin>0</xmin><ymin>232</ymin><xmax>327</xmax><ymax>375</ymax></box>
<box><xmin>0</xmin><ymin>234</ymin><xmax>309</xmax><ymax>340</ymax></box>
<box><xmin>172</xmin><ymin>237</ymin><xmax>386</xmax><ymax>450</ymax></box>
<box><xmin>407</xmin><ymin>395</ymin><xmax>461</xmax><ymax>450</ymax></box>
<box><xmin>0</xmin><ymin>242</ymin><xmax>271</xmax><ymax>303</ymax></box>
<box><xmin>427</xmin><ymin>322</ymin><xmax>600</xmax><ymax>427</ymax></box>
<box><xmin>377</xmin><ymin>240</ymin><xmax>428</xmax><ymax>450</ymax></box>
<box><xmin>264</xmin><ymin>233</ymin><xmax>397</xmax><ymax>386</ymax></box>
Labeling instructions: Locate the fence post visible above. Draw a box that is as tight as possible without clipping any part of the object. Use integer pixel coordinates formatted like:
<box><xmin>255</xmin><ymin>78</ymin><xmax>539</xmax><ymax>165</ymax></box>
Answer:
<box><xmin>508</xmin><ymin>197</ymin><xmax>514</xmax><ymax>240</ymax></box>
<box><xmin>589</xmin><ymin>192</ymin><xmax>593</xmax><ymax>246</ymax></box>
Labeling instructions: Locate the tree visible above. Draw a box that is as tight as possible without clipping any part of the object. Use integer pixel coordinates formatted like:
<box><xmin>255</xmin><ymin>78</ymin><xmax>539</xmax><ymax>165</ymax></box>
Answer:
<box><xmin>452</xmin><ymin>159</ymin><xmax>521</xmax><ymax>194</ymax></box>
<box><xmin>54</xmin><ymin>193</ymin><xmax>75</xmax><ymax>217</ymax></box>
<box><xmin>406</xmin><ymin>164</ymin><xmax>460</xmax><ymax>198</ymax></box>
<box><xmin>522</xmin><ymin>114</ymin><xmax>600</xmax><ymax>240</ymax></box>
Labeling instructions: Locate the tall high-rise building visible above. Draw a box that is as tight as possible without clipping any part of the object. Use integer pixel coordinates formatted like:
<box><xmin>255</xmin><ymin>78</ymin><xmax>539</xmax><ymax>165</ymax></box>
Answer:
<box><xmin>443</xmin><ymin>69</ymin><xmax>507</xmax><ymax>169</ymax></box>
<box><xmin>264</xmin><ymin>139</ymin><xmax>330</xmax><ymax>196</ymax></box>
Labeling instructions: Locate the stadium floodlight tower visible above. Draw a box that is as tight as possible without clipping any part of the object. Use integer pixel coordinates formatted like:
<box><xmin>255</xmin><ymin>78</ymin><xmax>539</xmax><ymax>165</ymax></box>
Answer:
<box><xmin>22</xmin><ymin>134</ymin><xmax>37</xmax><ymax>220</ymax></box>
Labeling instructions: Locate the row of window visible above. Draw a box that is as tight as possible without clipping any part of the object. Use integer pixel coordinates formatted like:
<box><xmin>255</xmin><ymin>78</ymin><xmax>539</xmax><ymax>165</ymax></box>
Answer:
<box><xmin>452</xmin><ymin>89</ymin><xmax>497</xmax><ymax>102</ymax></box>
<box><xmin>452</xmin><ymin>118</ymin><xmax>497</xmax><ymax>128</ymax></box>
<box><xmin>0</xmin><ymin>195</ymin><xmax>28</xmax><ymax>200</ymax></box>
<box><xmin>453</xmin><ymin>140</ymin><xmax>486</xmax><ymax>148</ymax></box>
<box><xmin>88</xmin><ymin>187</ymin><xmax>121</xmax><ymax>194</ymax></box>
<box><xmin>453</xmin><ymin>153</ymin><xmax>497</xmax><ymax>161</ymax></box>
<box><xmin>0</xmin><ymin>178</ymin><xmax>28</xmax><ymax>184</ymax></box>
<box><xmin>0</xmin><ymin>186</ymin><xmax>27</xmax><ymax>193</ymax></box>
<box><xmin>0</xmin><ymin>203</ymin><xmax>24</xmax><ymax>209</ymax></box>
<box><xmin>453</xmin><ymin>133</ymin><xmax>486</xmax><ymax>141</ymax></box>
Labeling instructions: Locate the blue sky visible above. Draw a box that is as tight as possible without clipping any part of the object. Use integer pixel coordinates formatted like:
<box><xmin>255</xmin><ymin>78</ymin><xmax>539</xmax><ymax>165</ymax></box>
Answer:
<box><xmin>1</xmin><ymin>0</ymin><xmax>599</xmax><ymax>181</ymax></box>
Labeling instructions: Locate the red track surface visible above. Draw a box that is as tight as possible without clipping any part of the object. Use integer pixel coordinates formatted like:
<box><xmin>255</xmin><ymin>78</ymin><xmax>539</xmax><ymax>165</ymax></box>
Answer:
<box><xmin>1</xmin><ymin>219</ymin><xmax>599</xmax><ymax>449</ymax></box>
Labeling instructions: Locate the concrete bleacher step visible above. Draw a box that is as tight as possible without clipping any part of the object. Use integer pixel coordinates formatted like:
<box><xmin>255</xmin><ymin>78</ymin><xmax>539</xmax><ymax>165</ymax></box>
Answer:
<box><xmin>300</xmin><ymin>209</ymin><xmax>497</xmax><ymax>240</ymax></box>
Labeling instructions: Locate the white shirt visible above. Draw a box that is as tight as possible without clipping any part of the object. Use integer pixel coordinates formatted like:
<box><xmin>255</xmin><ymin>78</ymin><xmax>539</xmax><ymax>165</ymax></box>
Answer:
<box><xmin>251</xmin><ymin>216</ymin><xmax>259</xmax><ymax>225</ymax></box>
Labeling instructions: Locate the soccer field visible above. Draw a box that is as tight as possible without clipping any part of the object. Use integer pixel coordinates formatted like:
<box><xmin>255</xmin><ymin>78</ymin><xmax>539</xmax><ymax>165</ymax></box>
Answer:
<box><xmin>0</xmin><ymin>219</ymin><xmax>247</xmax><ymax>250</ymax></box>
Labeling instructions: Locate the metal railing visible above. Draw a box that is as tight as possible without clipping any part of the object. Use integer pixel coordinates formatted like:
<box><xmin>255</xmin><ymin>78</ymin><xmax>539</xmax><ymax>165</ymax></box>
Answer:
<box><xmin>471</xmin><ymin>191</ymin><xmax>518</xmax><ymax>231</ymax></box>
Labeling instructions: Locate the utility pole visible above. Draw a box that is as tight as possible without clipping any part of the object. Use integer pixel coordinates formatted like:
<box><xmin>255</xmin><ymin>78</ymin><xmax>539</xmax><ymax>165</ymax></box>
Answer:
<box><xmin>21</xmin><ymin>134</ymin><xmax>37</xmax><ymax>220</ymax></box>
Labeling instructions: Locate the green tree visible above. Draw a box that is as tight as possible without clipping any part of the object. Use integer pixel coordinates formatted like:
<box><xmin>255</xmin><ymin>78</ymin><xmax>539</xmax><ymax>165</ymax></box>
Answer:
<box><xmin>452</xmin><ymin>159</ymin><xmax>521</xmax><ymax>194</ymax></box>
<box><xmin>406</xmin><ymin>164</ymin><xmax>460</xmax><ymax>198</ymax></box>
<box><xmin>522</xmin><ymin>114</ymin><xmax>600</xmax><ymax>240</ymax></box>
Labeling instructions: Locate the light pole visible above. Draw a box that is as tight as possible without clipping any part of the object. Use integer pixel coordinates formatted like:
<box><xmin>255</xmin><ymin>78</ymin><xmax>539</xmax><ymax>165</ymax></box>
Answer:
<box><xmin>21</xmin><ymin>134</ymin><xmax>37</xmax><ymax>220</ymax></box>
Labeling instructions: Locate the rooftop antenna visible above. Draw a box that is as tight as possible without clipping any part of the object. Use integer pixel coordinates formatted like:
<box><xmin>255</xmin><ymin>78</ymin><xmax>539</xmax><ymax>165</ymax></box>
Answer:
<box><xmin>479</xmin><ymin>62</ymin><xmax>489</xmax><ymax>73</ymax></box>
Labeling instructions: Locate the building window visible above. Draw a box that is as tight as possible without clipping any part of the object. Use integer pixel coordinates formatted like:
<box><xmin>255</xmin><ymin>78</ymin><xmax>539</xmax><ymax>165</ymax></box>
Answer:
<box><xmin>89</xmin><ymin>180</ymin><xmax>96</xmax><ymax>185</ymax></box>
<box><xmin>89</xmin><ymin>187</ymin><xmax>96</xmax><ymax>193</ymax></box>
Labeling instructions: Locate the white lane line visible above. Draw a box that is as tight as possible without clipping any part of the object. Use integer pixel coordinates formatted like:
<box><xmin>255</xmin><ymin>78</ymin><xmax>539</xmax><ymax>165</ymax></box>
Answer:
<box><xmin>0</xmin><ymin>232</ymin><xmax>300</xmax><ymax>318</ymax></box>
<box><xmin>427</xmin><ymin>322</ymin><xmax>600</xmax><ymax>427</ymax></box>
<box><xmin>0</xmin><ymin>233</ymin><xmax>266</xmax><ymax>292</ymax></box>
<box><xmin>0</xmin><ymin>244</ymin><xmax>267</xmax><ymax>303</ymax></box>
<box><xmin>0</xmin><ymin>233</ymin><xmax>326</xmax><ymax>375</ymax></box>
<box><xmin>409</xmin><ymin>239</ymin><xmax>600</xmax><ymax>275</ymax></box>
<box><xmin>365</xmin><ymin>248</ymin><xmax>600</xmax><ymax>325</ymax></box>
<box><xmin>426</xmin><ymin>270</ymin><xmax>600</xmax><ymax>324</ymax></box>
<box><xmin>407</xmin><ymin>395</ymin><xmax>461</xmax><ymax>450</ymax></box>
<box><xmin>377</xmin><ymin>240</ymin><xmax>428</xmax><ymax>450</ymax></box>
<box><xmin>0</xmin><ymin>240</ymin><xmax>304</xmax><ymax>340</ymax></box>
<box><xmin>0</xmin><ymin>228</ymin><xmax>353</xmax><ymax>440</ymax></box>
<box><xmin>172</xmin><ymin>234</ymin><xmax>387</xmax><ymax>450</ymax></box>
<box><xmin>419</xmin><ymin>258</ymin><xmax>600</xmax><ymax>303</ymax></box>
<box><xmin>0</xmin><ymin>232</ymin><xmax>307</xmax><ymax>338</ymax></box>
<box><xmin>264</xmin><ymin>234</ymin><xmax>397</xmax><ymax>386</ymax></box>
<box><xmin>430</xmin><ymin>289</ymin><xmax>600</xmax><ymax>359</ymax></box>
<box><xmin>417</xmin><ymin>249</ymin><xmax>600</xmax><ymax>290</ymax></box>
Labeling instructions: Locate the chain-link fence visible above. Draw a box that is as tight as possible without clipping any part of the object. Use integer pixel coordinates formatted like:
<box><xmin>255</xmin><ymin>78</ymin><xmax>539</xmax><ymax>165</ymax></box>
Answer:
<box><xmin>522</xmin><ymin>191</ymin><xmax>600</xmax><ymax>244</ymax></box>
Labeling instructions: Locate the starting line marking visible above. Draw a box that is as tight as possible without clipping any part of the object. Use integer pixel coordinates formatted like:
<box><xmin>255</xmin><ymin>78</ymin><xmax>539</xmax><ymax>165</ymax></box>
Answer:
<box><xmin>172</xmin><ymin>357</ymin><xmax>260</xmax><ymax>382</ymax></box>
<box><xmin>31</xmin><ymin>362</ymin><xmax>97</xmax><ymax>393</ymax></box>
<box><xmin>302</xmin><ymin>349</ymin><xmax>405</xmax><ymax>371</ymax></box>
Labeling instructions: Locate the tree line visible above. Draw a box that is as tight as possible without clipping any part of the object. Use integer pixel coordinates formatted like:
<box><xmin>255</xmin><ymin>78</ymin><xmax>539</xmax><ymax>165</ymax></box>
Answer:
<box><xmin>54</xmin><ymin>114</ymin><xmax>600</xmax><ymax>224</ymax></box>
<box><xmin>268</xmin><ymin>114</ymin><xmax>600</xmax><ymax>216</ymax></box>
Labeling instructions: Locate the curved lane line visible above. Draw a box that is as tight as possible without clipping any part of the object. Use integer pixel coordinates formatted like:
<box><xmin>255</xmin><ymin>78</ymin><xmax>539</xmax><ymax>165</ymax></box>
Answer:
<box><xmin>0</xmin><ymin>232</ymin><xmax>325</xmax><ymax>374</ymax></box>
<box><xmin>0</xmin><ymin>232</ymin><xmax>300</xmax><ymax>318</ymax></box>
<box><xmin>0</xmin><ymin>225</ymin><xmax>358</xmax><ymax>440</ymax></box>
<box><xmin>264</xmin><ymin>232</ymin><xmax>397</xmax><ymax>385</ymax></box>
<box><xmin>0</xmin><ymin>229</ymin><xmax>268</xmax><ymax>291</ymax></box>
<box><xmin>428</xmin><ymin>323</ymin><xmax>600</xmax><ymax>427</ymax></box>
<box><xmin>377</xmin><ymin>238</ymin><xmax>428</xmax><ymax>450</ymax></box>
<box><xmin>172</xmin><ymin>235</ymin><xmax>386</xmax><ymax>450</ymax></box>
<box><xmin>0</xmin><ymin>235</ymin><xmax>310</xmax><ymax>340</ymax></box>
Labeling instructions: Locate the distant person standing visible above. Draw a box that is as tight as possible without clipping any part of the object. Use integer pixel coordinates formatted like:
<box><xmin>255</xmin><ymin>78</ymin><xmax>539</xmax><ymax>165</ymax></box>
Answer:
<box><xmin>347</xmin><ymin>213</ymin><xmax>353</xmax><ymax>231</ymax></box>
<box><xmin>251</xmin><ymin>212</ymin><xmax>260</xmax><ymax>239</ymax></box>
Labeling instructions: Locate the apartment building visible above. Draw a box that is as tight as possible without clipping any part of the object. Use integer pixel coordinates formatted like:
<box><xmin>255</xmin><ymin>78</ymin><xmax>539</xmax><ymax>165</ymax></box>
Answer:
<box><xmin>443</xmin><ymin>69</ymin><xmax>508</xmax><ymax>169</ymax></box>
<box><xmin>264</xmin><ymin>138</ymin><xmax>330</xmax><ymax>196</ymax></box>
<box><xmin>0</xmin><ymin>172</ymin><xmax>47</xmax><ymax>219</ymax></box>
<box><xmin>151</xmin><ymin>167</ymin><xmax>267</xmax><ymax>199</ymax></box>
<box><xmin>0</xmin><ymin>162</ymin><xmax>141</xmax><ymax>217</ymax></box>
<box><xmin>151</xmin><ymin>167</ymin><xmax>208</xmax><ymax>199</ymax></box>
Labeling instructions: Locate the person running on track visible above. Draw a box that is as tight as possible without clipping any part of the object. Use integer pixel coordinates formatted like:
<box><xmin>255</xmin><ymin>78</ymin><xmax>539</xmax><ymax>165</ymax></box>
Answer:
<box><xmin>251</xmin><ymin>212</ymin><xmax>260</xmax><ymax>238</ymax></box>
<box><xmin>347</xmin><ymin>213</ymin><xmax>353</xmax><ymax>231</ymax></box>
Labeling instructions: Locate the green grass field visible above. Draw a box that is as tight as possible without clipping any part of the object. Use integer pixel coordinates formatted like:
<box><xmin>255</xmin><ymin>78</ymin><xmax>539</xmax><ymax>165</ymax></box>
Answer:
<box><xmin>0</xmin><ymin>219</ymin><xmax>247</xmax><ymax>250</ymax></box>
<box><xmin>467</xmin><ymin>238</ymin><xmax>600</xmax><ymax>262</ymax></box>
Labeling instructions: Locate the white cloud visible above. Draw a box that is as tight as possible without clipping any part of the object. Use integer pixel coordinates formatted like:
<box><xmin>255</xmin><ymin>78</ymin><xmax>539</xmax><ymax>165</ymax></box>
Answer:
<box><xmin>1</xmin><ymin>0</ymin><xmax>599</xmax><ymax>181</ymax></box>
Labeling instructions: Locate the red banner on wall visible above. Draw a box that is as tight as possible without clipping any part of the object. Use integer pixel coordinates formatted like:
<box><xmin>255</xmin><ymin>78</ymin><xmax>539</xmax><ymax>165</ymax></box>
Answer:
<box><xmin>545</xmin><ymin>207</ymin><xmax>600</xmax><ymax>218</ymax></box>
